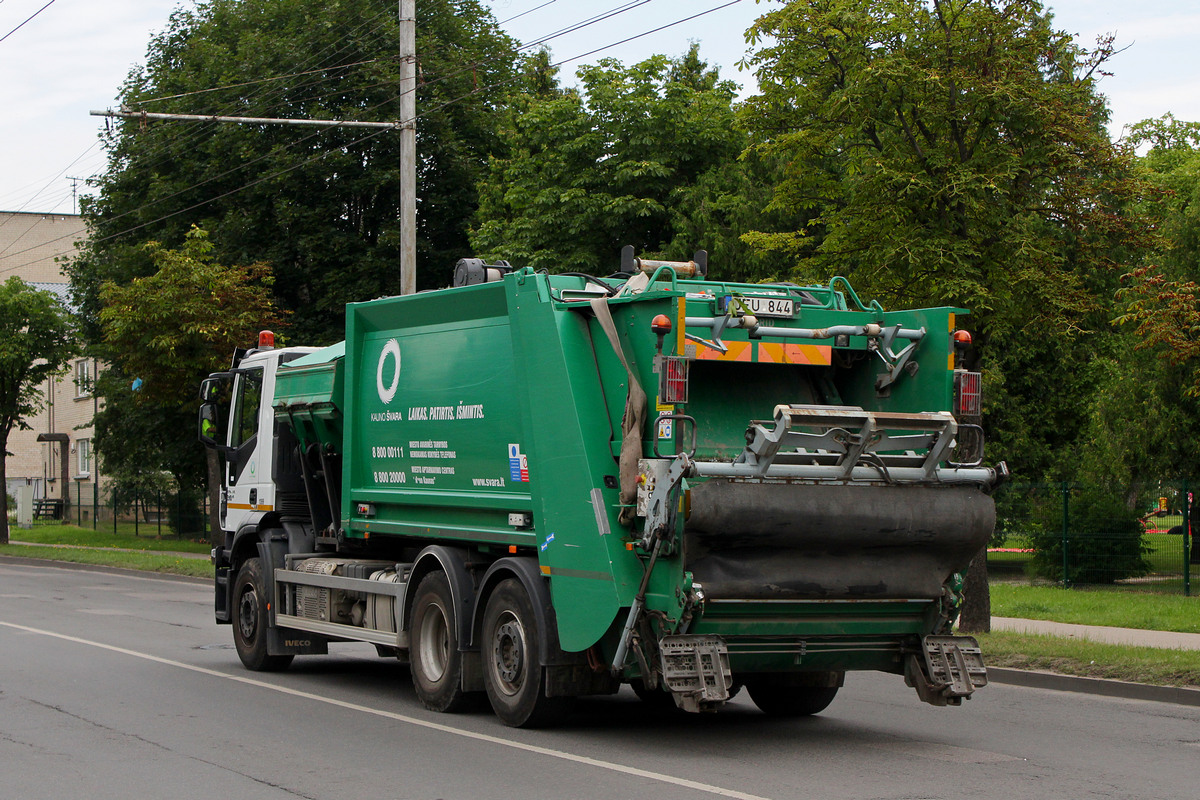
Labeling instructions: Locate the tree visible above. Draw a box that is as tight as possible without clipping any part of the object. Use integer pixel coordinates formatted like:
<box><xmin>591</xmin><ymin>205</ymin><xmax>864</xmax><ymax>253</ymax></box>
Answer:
<box><xmin>71</xmin><ymin>0</ymin><xmax>519</xmax><ymax>345</ymax></box>
<box><xmin>471</xmin><ymin>45</ymin><xmax>751</xmax><ymax>274</ymax></box>
<box><xmin>739</xmin><ymin>0</ymin><xmax>1145</xmax><ymax>629</ymax></box>
<box><xmin>0</xmin><ymin>278</ymin><xmax>78</xmax><ymax>544</ymax></box>
<box><xmin>1118</xmin><ymin>115</ymin><xmax>1200</xmax><ymax>396</ymax></box>
<box><xmin>96</xmin><ymin>227</ymin><xmax>285</xmax><ymax>541</ymax></box>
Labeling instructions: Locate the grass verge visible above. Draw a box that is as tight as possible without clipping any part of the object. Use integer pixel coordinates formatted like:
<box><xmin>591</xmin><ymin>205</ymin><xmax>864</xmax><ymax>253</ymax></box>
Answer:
<box><xmin>978</xmin><ymin>630</ymin><xmax>1200</xmax><ymax>688</ymax></box>
<box><xmin>9</xmin><ymin>524</ymin><xmax>210</xmax><ymax>553</ymax></box>
<box><xmin>0</xmin><ymin>542</ymin><xmax>211</xmax><ymax>578</ymax></box>
<box><xmin>990</xmin><ymin>583</ymin><xmax>1200</xmax><ymax>633</ymax></box>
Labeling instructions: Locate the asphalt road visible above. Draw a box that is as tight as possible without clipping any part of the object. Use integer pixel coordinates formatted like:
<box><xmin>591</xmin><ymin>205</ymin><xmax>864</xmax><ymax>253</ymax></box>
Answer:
<box><xmin>2</xmin><ymin>561</ymin><xmax>1198</xmax><ymax>800</ymax></box>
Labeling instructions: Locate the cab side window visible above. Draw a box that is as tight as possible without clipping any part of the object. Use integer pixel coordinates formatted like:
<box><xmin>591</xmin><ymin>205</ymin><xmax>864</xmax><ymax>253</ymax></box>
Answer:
<box><xmin>230</xmin><ymin>368</ymin><xmax>263</xmax><ymax>449</ymax></box>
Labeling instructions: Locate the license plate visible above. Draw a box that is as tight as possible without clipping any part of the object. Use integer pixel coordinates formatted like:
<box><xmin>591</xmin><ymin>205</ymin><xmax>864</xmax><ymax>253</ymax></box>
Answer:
<box><xmin>740</xmin><ymin>296</ymin><xmax>795</xmax><ymax>318</ymax></box>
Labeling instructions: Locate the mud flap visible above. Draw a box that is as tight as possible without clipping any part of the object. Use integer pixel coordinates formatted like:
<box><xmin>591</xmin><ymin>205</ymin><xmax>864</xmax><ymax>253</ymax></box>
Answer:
<box><xmin>905</xmin><ymin>635</ymin><xmax>988</xmax><ymax>706</ymax></box>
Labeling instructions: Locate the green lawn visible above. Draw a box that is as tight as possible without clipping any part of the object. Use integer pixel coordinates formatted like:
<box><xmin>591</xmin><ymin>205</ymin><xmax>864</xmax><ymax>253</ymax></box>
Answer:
<box><xmin>990</xmin><ymin>582</ymin><xmax>1200</xmax><ymax>632</ymax></box>
<box><xmin>0</xmin><ymin>542</ymin><xmax>211</xmax><ymax>578</ymax></box>
<box><xmin>978</xmin><ymin>630</ymin><xmax>1200</xmax><ymax>688</ymax></box>
<box><xmin>8</xmin><ymin>523</ymin><xmax>211</xmax><ymax>553</ymax></box>
<box><xmin>1</xmin><ymin>522</ymin><xmax>211</xmax><ymax>578</ymax></box>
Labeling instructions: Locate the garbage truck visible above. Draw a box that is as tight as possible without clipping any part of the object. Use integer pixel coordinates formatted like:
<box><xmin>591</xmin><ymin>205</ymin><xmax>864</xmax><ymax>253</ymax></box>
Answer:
<box><xmin>198</xmin><ymin>249</ymin><xmax>1005</xmax><ymax>727</ymax></box>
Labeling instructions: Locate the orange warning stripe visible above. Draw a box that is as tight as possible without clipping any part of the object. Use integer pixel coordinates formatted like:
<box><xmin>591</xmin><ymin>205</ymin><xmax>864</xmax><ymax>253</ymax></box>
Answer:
<box><xmin>694</xmin><ymin>341</ymin><xmax>831</xmax><ymax>365</ymax></box>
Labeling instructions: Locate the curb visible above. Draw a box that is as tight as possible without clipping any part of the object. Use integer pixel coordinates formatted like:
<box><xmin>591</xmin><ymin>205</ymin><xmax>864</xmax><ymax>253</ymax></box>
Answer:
<box><xmin>988</xmin><ymin>667</ymin><xmax>1200</xmax><ymax>707</ymax></box>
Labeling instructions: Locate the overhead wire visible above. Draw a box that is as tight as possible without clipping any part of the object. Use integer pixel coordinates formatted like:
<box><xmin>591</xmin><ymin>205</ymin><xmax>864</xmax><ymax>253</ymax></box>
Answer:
<box><xmin>0</xmin><ymin>0</ymin><xmax>55</xmax><ymax>45</ymax></box>
<box><xmin>43</xmin><ymin>0</ymin><xmax>666</xmax><ymax>245</ymax></box>
<box><xmin>0</xmin><ymin>141</ymin><xmax>103</xmax><ymax>258</ymax></box>
<box><xmin>495</xmin><ymin>0</ymin><xmax>559</xmax><ymax>26</ymax></box>
<box><xmin>94</xmin><ymin>0</ymin><xmax>669</xmax><ymax>194</ymax></box>
<box><xmin>6</xmin><ymin>0</ymin><xmax>747</xmax><ymax>273</ymax></box>
<box><xmin>71</xmin><ymin>5</ymin><xmax>403</xmax><ymax>197</ymax></box>
<box><xmin>106</xmin><ymin>6</ymin><xmax>400</xmax><ymax>172</ymax></box>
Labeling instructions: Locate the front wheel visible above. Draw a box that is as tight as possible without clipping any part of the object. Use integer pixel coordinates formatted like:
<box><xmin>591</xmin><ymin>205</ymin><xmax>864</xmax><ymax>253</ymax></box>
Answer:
<box><xmin>481</xmin><ymin>579</ymin><xmax>571</xmax><ymax>727</ymax></box>
<box><xmin>409</xmin><ymin>572</ymin><xmax>468</xmax><ymax>712</ymax></box>
<box><xmin>232</xmin><ymin>557</ymin><xmax>293</xmax><ymax>672</ymax></box>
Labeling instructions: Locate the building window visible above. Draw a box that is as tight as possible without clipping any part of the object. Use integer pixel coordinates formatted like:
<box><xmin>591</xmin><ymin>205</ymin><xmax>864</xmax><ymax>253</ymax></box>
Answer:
<box><xmin>77</xmin><ymin>439</ymin><xmax>91</xmax><ymax>477</ymax></box>
<box><xmin>74</xmin><ymin>359</ymin><xmax>93</xmax><ymax>398</ymax></box>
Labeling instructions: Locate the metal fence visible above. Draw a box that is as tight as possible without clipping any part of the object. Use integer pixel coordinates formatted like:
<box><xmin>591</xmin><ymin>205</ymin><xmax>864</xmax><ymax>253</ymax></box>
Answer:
<box><xmin>988</xmin><ymin>481</ymin><xmax>1196</xmax><ymax>595</ymax></box>
<box><xmin>25</xmin><ymin>482</ymin><xmax>209</xmax><ymax>539</ymax></box>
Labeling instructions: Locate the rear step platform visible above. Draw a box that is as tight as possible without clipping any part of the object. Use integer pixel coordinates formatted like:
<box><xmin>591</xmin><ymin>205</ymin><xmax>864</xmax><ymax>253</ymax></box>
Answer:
<box><xmin>906</xmin><ymin>635</ymin><xmax>988</xmax><ymax>706</ymax></box>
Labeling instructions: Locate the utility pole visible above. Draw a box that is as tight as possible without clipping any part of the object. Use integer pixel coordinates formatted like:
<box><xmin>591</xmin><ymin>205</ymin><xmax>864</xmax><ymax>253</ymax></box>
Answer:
<box><xmin>399</xmin><ymin>0</ymin><xmax>417</xmax><ymax>296</ymax></box>
<box><xmin>67</xmin><ymin>176</ymin><xmax>84</xmax><ymax>214</ymax></box>
<box><xmin>90</xmin><ymin>2</ymin><xmax>420</xmax><ymax>296</ymax></box>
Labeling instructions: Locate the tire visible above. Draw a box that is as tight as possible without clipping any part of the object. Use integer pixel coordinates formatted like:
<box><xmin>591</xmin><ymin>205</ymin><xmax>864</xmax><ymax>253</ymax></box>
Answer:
<box><xmin>631</xmin><ymin>678</ymin><xmax>678</xmax><ymax>711</ymax></box>
<box><xmin>481</xmin><ymin>578</ymin><xmax>571</xmax><ymax>728</ymax></box>
<box><xmin>232</xmin><ymin>557</ymin><xmax>294</xmax><ymax>672</ymax></box>
<box><xmin>745</xmin><ymin>676</ymin><xmax>839</xmax><ymax>717</ymax></box>
<box><xmin>410</xmin><ymin>572</ymin><xmax>468</xmax><ymax>712</ymax></box>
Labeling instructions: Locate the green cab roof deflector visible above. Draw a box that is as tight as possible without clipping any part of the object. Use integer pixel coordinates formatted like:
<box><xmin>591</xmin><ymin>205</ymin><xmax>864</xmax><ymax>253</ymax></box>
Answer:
<box><xmin>284</xmin><ymin>341</ymin><xmax>345</xmax><ymax>367</ymax></box>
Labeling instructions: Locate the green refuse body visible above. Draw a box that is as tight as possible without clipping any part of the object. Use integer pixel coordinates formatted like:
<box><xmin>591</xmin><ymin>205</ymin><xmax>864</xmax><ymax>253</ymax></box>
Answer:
<box><xmin>202</xmin><ymin>256</ymin><xmax>1004</xmax><ymax>727</ymax></box>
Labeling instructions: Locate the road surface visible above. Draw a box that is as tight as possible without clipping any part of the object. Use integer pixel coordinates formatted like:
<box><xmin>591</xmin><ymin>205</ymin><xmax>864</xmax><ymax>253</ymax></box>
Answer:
<box><xmin>1</xmin><ymin>560</ymin><xmax>1196</xmax><ymax>800</ymax></box>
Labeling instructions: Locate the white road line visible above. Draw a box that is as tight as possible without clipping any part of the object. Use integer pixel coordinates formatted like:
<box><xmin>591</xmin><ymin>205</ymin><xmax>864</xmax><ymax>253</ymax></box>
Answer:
<box><xmin>0</xmin><ymin>620</ymin><xmax>776</xmax><ymax>800</ymax></box>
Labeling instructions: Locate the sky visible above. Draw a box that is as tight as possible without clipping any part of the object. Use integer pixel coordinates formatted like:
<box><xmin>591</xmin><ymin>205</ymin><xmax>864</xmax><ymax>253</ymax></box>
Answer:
<box><xmin>0</xmin><ymin>0</ymin><xmax>1196</xmax><ymax>217</ymax></box>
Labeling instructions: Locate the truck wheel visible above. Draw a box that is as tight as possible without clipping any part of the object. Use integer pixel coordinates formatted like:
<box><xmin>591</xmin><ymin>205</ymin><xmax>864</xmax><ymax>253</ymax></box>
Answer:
<box><xmin>232</xmin><ymin>557</ymin><xmax>293</xmax><ymax>671</ymax></box>
<box><xmin>631</xmin><ymin>678</ymin><xmax>678</xmax><ymax>711</ymax></box>
<box><xmin>410</xmin><ymin>572</ymin><xmax>467</xmax><ymax>712</ymax></box>
<box><xmin>481</xmin><ymin>579</ymin><xmax>571</xmax><ymax>728</ymax></box>
<box><xmin>745</xmin><ymin>678</ymin><xmax>839</xmax><ymax>717</ymax></box>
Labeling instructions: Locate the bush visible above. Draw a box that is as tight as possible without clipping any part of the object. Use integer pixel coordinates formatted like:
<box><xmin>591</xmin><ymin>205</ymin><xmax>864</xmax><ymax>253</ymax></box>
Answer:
<box><xmin>1028</xmin><ymin>487</ymin><xmax>1151</xmax><ymax>585</ymax></box>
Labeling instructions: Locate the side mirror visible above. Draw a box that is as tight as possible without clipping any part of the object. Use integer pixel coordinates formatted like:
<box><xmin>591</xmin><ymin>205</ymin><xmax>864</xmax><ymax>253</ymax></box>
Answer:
<box><xmin>198</xmin><ymin>403</ymin><xmax>222</xmax><ymax>449</ymax></box>
<box><xmin>199</xmin><ymin>372</ymin><xmax>233</xmax><ymax>403</ymax></box>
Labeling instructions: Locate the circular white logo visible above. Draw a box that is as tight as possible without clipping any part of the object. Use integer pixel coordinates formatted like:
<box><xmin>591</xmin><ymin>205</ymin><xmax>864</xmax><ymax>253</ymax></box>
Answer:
<box><xmin>376</xmin><ymin>338</ymin><xmax>401</xmax><ymax>404</ymax></box>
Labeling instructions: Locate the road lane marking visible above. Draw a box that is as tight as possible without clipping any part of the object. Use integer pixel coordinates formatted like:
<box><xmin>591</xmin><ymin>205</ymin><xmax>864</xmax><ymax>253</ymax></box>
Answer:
<box><xmin>0</xmin><ymin>620</ymin><xmax>776</xmax><ymax>800</ymax></box>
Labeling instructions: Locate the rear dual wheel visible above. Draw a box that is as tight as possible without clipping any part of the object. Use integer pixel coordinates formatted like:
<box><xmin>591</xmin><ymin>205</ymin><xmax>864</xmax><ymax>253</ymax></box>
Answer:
<box><xmin>745</xmin><ymin>675</ymin><xmax>840</xmax><ymax>717</ymax></box>
<box><xmin>481</xmin><ymin>579</ymin><xmax>571</xmax><ymax>728</ymax></box>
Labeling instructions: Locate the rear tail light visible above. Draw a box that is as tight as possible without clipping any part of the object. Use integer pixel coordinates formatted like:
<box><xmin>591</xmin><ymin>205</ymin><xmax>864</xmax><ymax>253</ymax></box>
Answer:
<box><xmin>660</xmin><ymin>356</ymin><xmax>689</xmax><ymax>404</ymax></box>
<box><xmin>954</xmin><ymin>371</ymin><xmax>981</xmax><ymax>418</ymax></box>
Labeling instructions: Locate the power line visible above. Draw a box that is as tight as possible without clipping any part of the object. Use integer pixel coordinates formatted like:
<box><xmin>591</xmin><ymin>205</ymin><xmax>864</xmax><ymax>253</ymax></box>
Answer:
<box><xmin>0</xmin><ymin>0</ymin><xmax>55</xmax><ymax>45</ymax></box>
<box><xmin>495</xmin><ymin>0</ymin><xmax>558</xmax><ymax>26</ymax></box>
<box><xmin>74</xmin><ymin>1</ymin><xmax>664</xmax><ymax>239</ymax></box>
<box><xmin>135</xmin><ymin>58</ymin><xmax>385</xmax><ymax>107</ymax></box>
<box><xmin>4</xmin><ymin>0</ymin><xmax>748</xmax><ymax>273</ymax></box>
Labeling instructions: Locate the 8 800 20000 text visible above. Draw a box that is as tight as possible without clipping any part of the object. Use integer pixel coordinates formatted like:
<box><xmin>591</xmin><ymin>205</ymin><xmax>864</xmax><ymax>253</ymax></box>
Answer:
<box><xmin>374</xmin><ymin>471</ymin><xmax>408</xmax><ymax>484</ymax></box>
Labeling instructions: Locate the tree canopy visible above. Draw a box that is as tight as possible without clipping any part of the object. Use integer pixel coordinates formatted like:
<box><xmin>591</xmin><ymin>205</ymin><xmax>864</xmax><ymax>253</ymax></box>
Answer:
<box><xmin>1118</xmin><ymin>114</ymin><xmax>1200</xmax><ymax>394</ymax></box>
<box><xmin>471</xmin><ymin>45</ymin><xmax>759</xmax><ymax>275</ymax></box>
<box><xmin>71</xmin><ymin>0</ymin><xmax>518</xmax><ymax>344</ymax></box>
<box><xmin>92</xmin><ymin>227</ymin><xmax>284</xmax><ymax>507</ymax></box>
<box><xmin>0</xmin><ymin>278</ymin><xmax>78</xmax><ymax>543</ymax></box>
<box><xmin>98</xmin><ymin>226</ymin><xmax>285</xmax><ymax>405</ymax></box>
<box><xmin>738</xmin><ymin>0</ymin><xmax>1144</xmax><ymax>480</ymax></box>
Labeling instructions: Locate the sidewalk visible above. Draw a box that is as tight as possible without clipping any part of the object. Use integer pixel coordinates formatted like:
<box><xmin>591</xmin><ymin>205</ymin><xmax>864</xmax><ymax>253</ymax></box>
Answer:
<box><xmin>992</xmin><ymin>616</ymin><xmax>1200</xmax><ymax>650</ymax></box>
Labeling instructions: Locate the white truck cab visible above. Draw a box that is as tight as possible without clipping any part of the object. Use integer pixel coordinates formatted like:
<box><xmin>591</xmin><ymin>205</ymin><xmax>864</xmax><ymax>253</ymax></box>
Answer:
<box><xmin>198</xmin><ymin>333</ymin><xmax>318</xmax><ymax>537</ymax></box>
